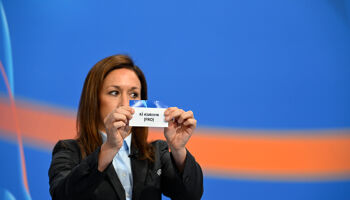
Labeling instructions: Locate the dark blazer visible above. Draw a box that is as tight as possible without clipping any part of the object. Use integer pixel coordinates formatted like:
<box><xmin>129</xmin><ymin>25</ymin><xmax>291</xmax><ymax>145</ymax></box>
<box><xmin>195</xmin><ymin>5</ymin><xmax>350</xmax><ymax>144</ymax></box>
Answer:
<box><xmin>48</xmin><ymin>139</ymin><xmax>203</xmax><ymax>200</ymax></box>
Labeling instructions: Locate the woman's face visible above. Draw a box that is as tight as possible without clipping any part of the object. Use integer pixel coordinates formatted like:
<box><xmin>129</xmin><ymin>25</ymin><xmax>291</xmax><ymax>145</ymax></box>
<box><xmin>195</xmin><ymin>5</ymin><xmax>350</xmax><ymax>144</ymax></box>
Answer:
<box><xmin>99</xmin><ymin>68</ymin><xmax>142</xmax><ymax>129</ymax></box>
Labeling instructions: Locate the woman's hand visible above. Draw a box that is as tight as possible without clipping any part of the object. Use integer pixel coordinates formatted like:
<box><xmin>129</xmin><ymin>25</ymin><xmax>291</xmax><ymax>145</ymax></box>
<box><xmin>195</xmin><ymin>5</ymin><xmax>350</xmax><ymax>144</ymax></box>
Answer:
<box><xmin>98</xmin><ymin>106</ymin><xmax>134</xmax><ymax>172</ymax></box>
<box><xmin>103</xmin><ymin>105</ymin><xmax>134</xmax><ymax>149</ymax></box>
<box><xmin>164</xmin><ymin>107</ymin><xmax>197</xmax><ymax>171</ymax></box>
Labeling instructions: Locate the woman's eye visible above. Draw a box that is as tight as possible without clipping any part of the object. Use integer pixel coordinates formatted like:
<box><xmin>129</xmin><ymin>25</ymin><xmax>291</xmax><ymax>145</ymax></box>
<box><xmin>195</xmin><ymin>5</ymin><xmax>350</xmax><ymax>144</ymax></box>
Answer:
<box><xmin>130</xmin><ymin>93</ymin><xmax>139</xmax><ymax>98</ymax></box>
<box><xmin>109</xmin><ymin>91</ymin><xmax>119</xmax><ymax>96</ymax></box>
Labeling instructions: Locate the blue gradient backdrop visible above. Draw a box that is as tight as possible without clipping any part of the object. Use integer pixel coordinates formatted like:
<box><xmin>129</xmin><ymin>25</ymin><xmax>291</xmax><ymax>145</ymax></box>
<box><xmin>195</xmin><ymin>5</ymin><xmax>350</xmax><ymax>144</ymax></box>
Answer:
<box><xmin>0</xmin><ymin>0</ymin><xmax>350</xmax><ymax>199</ymax></box>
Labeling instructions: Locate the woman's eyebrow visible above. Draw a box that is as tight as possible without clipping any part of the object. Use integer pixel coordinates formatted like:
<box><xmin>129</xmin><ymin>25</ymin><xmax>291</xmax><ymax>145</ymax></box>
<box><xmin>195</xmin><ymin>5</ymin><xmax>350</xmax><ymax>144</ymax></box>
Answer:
<box><xmin>107</xmin><ymin>85</ymin><xmax>121</xmax><ymax>89</ymax></box>
<box><xmin>129</xmin><ymin>87</ymin><xmax>140</xmax><ymax>91</ymax></box>
<box><xmin>107</xmin><ymin>85</ymin><xmax>140</xmax><ymax>90</ymax></box>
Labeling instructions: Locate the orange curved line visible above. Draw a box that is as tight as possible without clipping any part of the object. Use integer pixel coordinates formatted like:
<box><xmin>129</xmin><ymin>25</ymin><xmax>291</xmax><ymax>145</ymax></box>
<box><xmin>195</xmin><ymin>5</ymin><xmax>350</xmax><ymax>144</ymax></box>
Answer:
<box><xmin>0</xmin><ymin>95</ymin><xmax>350</xmax><ymax>180</ymax></box>
<box><xmin>0</xmin><ymin>61</ymin><xmax>30</xmax><ymax>194</ymax></box>
<box><xmin>148</xmin><ymin>129</ymin><xmax>350</xmax><ymax>180</ymax></box>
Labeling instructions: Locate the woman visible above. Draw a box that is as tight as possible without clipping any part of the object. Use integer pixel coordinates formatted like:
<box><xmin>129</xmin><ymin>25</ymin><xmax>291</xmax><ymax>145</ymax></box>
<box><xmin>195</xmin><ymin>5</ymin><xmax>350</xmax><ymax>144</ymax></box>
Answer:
<box><xmin>48</xmin><ymin>55</ymin><xmax>203</xmax><ymax>200</ymax></box>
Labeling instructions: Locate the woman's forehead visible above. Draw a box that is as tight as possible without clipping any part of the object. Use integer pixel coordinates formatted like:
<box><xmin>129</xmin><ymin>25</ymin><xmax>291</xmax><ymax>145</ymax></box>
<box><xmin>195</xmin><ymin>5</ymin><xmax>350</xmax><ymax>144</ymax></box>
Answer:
<box><xmin>103</xmin><ymin>68</ymin><xmax>141</xmax><ymax>88</ymax></box>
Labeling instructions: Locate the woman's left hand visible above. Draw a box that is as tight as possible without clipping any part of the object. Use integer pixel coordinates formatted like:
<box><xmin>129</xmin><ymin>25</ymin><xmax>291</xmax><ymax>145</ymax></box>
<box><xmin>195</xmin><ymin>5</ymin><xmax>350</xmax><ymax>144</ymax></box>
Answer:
<box><xmin>164</xmin><ymin>107</ymin><xmax>197</xmax><ymax>151</ymax></box>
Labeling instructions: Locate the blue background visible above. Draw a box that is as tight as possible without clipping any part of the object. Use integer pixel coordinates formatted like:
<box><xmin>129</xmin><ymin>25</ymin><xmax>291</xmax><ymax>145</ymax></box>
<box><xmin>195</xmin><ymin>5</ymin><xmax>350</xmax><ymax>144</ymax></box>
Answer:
<box><xmin>1</xmin><ymin>0</ymin><xmax>350</xmax><ymax>199</ymax></box>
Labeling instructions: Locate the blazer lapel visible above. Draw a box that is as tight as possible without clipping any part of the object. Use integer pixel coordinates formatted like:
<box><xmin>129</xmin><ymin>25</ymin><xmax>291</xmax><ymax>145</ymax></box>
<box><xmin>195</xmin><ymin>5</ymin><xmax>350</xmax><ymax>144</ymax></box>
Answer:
<box><xmin>105</xmin><ymin>163</ymin><xmax>126</xmax><ymax>200</ymax></box>
<box><xmin>130</xmin><ymin>145</ymin><xmax>149</xmax><ymax>199</ymax></box>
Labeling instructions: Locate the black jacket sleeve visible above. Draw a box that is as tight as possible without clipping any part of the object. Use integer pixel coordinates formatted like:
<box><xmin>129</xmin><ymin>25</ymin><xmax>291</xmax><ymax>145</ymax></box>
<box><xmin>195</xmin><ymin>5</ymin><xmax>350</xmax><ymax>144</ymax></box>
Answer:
<box><xmin>48</xmin><ymin>140</ymin><xmax>106</xmax><ymax>200</ymax></box>
<box><xmin>157</xmin><ymin>141</ymin><xmax>203</xmax><ymax>200</ymax></box>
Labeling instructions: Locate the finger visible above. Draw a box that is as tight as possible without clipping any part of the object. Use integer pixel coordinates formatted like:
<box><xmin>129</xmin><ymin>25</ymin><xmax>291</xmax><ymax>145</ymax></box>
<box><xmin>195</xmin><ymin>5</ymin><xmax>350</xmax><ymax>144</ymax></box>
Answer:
<box><xmin>164</xmin><ymin>107</ymin><xmax>177</xmax><ymax>116</ymax></box>
<box><xmin>165</xmin><ymin>109</ymin><xmax>184</xmax><ymax>121</ymax></box>
<box><xmin>112</xmin><ymin>121</ymin><xmax>126</xmax><ymax>130</ymax></box>
<box><xmin>183</xmin><ymin>118</ymin><xmax>197</xmax><ymax>128</ymax></box>
<box><xmin>177</xmin><ymin>110</ymin><xmax>194</xmax><ymax>123</ymax></box>
<box><xmin>112</xmin><ymin>113</ymin><xmax>128</xmax><ymax>123</ymax></box>
<box><xmin>104</xmin><ymin>112</ymin><xmax>117</xmax><ymax>125</ymax></box>
<box><xmin>117</xmin><ymin>105</ymin><xmax>134</xmax><ymax>114</ymax></box>
<box><xmin>115</xmin><ymin>107</ymin><xmax>133</xmax><ymax>120</ymax></box>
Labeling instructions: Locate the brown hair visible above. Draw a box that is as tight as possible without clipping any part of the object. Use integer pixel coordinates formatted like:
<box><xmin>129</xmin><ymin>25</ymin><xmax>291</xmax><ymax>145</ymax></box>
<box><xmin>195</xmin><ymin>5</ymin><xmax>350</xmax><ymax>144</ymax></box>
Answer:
<box><xmin>76</xmin><ymin>54</ymin><xmax>153</xmax><ymax>161</ymax></box>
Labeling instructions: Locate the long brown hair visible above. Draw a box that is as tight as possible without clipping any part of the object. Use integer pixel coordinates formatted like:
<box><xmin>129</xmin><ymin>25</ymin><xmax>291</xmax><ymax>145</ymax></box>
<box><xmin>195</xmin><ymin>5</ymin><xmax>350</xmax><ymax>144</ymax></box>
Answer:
<box><xmin>76</xmin><ymin>54</ymin><xmax>153</xmax><ymax>161</ymax></box>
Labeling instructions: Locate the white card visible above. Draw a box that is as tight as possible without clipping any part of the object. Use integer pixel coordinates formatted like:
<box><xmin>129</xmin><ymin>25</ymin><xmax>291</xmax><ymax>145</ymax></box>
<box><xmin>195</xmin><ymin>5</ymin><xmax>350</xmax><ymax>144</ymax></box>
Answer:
<box><xmin>129</xmin><ymin>100</ymin><xmax>168</xmax><ymax>127</ymax></box>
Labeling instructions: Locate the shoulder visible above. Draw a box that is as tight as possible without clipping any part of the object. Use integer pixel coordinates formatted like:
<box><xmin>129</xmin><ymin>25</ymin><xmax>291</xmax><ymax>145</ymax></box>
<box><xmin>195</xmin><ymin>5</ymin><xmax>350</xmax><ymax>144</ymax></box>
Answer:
<box><xmin>52</xmin><ymin>139</ymin><xmax>81</xmax><ymax>160</ymax></box>
<box><xmin>53</xmin><ymin>139</ymin><xmax>78</xmax><ymax>151</ymax></box>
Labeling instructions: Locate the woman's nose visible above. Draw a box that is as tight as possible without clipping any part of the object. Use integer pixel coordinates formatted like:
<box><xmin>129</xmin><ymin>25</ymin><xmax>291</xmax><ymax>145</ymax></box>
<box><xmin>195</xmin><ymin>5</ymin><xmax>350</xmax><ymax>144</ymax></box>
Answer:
<box><xmin>120</xmin><ymin>93</ymin><xmax>130</xmax><ymax>106</ymax></box>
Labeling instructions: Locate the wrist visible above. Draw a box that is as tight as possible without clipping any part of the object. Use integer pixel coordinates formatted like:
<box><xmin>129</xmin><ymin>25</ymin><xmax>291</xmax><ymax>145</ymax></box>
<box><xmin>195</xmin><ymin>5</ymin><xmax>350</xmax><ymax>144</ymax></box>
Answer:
<box><xmin>170</xmin><ymin>146</ymin><xmax>186</xmax><ymax>155</ymax></box>
<box><xmin>170</xmin><ymin>147</ymin><xmax>187</xmax><ymax>172</ymax></box>
<box><xmin>101</xmin><ymin>142</ymin><xmax>120</xmax><ymax>154</ymax></box>
<box><xmin>98</xmin><ymin>143</ymin><xmax>120</xmax><ymax>172</ymax></box>
<box><xmin>170</xmin><ymin>147</ymin><xmax>187</xmax><ymax>162</ymax></box>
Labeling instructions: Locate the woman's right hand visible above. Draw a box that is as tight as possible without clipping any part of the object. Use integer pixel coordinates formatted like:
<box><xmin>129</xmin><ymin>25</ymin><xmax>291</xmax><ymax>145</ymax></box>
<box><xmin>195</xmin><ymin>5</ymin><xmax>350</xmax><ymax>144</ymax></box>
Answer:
<box><xmin>103</xmin><ymin>105</ymin><xmax>134</xmax><ymax>149</ymax></box>
<box><xmin>98</xmin><ymin>106</ymin><xmax>134</xmax><ymax>171</ymax></box>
